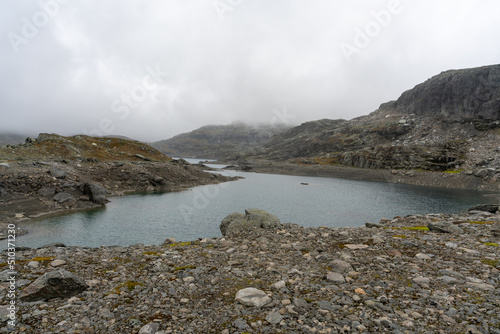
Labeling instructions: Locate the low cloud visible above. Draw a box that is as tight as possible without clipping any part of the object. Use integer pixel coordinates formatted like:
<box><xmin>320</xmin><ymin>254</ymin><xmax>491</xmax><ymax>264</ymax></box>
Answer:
<box><xmin>1</xmin><ymin>0</ymin><xmax>499</xmax><ymax>141</ymax></box>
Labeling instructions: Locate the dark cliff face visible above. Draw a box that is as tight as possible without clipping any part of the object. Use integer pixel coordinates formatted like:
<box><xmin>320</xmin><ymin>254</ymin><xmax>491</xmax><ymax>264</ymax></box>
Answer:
<box><xmin>258</xmin><ymin>64</ymin><xmax>500</xmax><ymax>171</ymax></box>
<box><xmin>393</xmin><ymin>65</ymin><xmax>500</xmax><ymax>121</ymax></box>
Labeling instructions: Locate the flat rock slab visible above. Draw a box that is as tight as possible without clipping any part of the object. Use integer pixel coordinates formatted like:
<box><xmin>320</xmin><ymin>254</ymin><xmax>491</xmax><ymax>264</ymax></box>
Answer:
<box><xmin>428</xmin><ymin>221</ymin><xmax>464</xmax><ymax>234</ymax></box>
<box><xmin>235</xmin><ymin>288</ymin><xmax>272</xmax><ymax>307</ymax></box>
<box><xmin>344</xmin><ymin>244</ymin><xmax>369</xmax><ymax>250</ymax></box>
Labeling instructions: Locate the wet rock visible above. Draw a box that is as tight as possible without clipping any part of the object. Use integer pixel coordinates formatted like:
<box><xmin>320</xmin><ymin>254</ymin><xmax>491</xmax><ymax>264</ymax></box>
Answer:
<box><xmin>19</xmin><ymin>270</ymin><xmax>88</xmax><ymax>302</ymax></box>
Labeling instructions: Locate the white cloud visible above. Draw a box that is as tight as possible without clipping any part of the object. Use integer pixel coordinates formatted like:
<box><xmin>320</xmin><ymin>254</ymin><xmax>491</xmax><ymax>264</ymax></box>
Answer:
<box><xmin>0</xmin><ymin>0</ymin><xmax>499</xmax><ymax>141</ymax></box>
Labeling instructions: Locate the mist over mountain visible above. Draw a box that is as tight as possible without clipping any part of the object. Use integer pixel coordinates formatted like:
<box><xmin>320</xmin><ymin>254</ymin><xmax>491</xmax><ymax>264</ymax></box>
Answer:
<box><xmin>151</xmin><ymin>122</ymin><xmax>291</xmax><ymax>160</ymax></box>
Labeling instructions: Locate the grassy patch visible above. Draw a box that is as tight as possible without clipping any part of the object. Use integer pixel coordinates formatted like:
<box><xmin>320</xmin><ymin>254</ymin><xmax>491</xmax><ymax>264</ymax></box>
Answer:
<box><xmin>481</xmin><ymin>259</ymin><xmax>499</xmax><ymax>268</ymax></box>
<box><xmin>166</xmin><ymin>241</ymin><xmax>192</xmax><ymax>247</ymax></box>
<box><xmin>142</xmin><ymin>251</ymin><xmax>160</xmax><ymax>256</ymax></box>
<box><xmin>468</xmin><ymin>220</ymin><xmax>498</xmax><ymax>225</ymax></box>
<box><xmin>173</xmin><ymin>265</ymin><xmax>196</xmax><ymax>271</ymax></box>
<box><xmin>31</xmin><ymin>256</ymin><xmax>56</xmax><ymax>261</ymax></box>
<box><xmin>111</xmin><ymin>281</ymin><xmax>144</xmax><ymax>294</ymax></box>
<box><xmin>443</xmin><ymin>169</ymin><xmax>463</xmax><ymax>174</ymax></box>
<box><xmin>403</xmin><ymin>226</ymin><xmax>429</xmax><ymax>231</ymax></box>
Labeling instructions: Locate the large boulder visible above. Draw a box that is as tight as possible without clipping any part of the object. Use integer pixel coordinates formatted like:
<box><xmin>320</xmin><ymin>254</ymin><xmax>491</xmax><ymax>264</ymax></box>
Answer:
<box><xmin>83</xmin><ymin>182</ymin><xmax>109</xmax><ymax>205</ymax></box>
<box><xmin>19</xmin><ymin>270</ymin><xmax>88</xmax><ymax>302</ymax></box>
<box><xmin>220</xmin><ymin>209</ymin><xmax>280</xmax><ymax>237</ymax></box>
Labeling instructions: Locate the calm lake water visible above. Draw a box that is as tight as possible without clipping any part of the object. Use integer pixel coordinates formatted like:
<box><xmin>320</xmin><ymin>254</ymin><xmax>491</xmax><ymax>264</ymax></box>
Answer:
<box><xmin>6</xmin><ymin>164</ymin><xmax>500</xmax><ymax>249</ymax></box>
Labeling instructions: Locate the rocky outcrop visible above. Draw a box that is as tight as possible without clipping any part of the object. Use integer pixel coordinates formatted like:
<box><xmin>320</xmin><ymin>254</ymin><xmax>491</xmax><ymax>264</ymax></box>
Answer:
<box><xmin>0</xmin><ymin>134</ymin><xmax>237</xmax><ymax>227</ymax></box>
<box><xmin>83</xmin><ymin>182</ymin><xmax>109</xmax><ymax>205</ymax></box>
<box><xmin>19</xmin><ymin>269</ymin><xmax>88</xmax><ymax>302</ymax></box>
<box><xmin>220</xmin><ymin>208</ymin><xmax>280</xmax><ymax>236</ymax></box>
<box><xmin>0</xmin><ymin>133</ymin><xmax>172</xmax><ymax>163</ymax></box>
<box><xmin>254</xmin><ymin>64</ymin><xmax>500</xmax><ymax>173</ymax></box>
<box><xmin>151</xmin><ymin>122</ymin><xmax>290</xmax><ymax>160</ymax></box>
<box><xmin>392</xmin><ymin>65</ymin><xmax>500</xmax><ymax>121</ymax></box>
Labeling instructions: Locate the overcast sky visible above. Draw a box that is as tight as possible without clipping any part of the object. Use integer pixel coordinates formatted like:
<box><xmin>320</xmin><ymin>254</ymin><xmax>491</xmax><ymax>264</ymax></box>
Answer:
<box><xmin>1</xmin><ymin>1</ymin><xmax>499</xmax><ymax>141</ymax></box>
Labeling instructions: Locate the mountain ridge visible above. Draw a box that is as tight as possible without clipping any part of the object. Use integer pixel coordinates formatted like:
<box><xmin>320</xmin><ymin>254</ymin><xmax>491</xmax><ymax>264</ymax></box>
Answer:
<box><xmin>253</xmin><ymin>64</ymin><xmax>500</xmax><ymax>172</ymax></box>
<box><xmin>151</xmin><ymin>123</ymin><xmax>290</xmax><ymax>160</ymax></box>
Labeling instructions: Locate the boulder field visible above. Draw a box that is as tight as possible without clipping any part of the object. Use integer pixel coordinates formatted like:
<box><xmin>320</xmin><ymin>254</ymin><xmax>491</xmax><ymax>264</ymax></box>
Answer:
<box><xmin>1</xmin><ymin>208</ymin><xmax>499</xmax><ymax>333</ymax></box>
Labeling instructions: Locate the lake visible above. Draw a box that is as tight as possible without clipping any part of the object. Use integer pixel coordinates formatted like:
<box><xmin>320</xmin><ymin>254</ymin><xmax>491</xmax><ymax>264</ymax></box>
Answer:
<box><xmin>5</xmin><ymin>165</ymin><xmax>500</xmax><ymax>249</ymax></box>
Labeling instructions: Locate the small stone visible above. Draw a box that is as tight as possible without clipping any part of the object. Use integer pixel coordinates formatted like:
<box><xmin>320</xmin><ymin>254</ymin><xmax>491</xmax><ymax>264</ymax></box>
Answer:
<box><xmin>139</xmin><ymin>322</ymin><xmax>160</xmax><ymax>334</ymax></box>
<box><xmin>326</xmin><ymin>272</ymin><xmax>345</xmax><ymax>283</ymax></box>
<box><xmin>235</xmin><ymin>288</ymin><xmax>272</xmax><ymax>307</ymax></box>
<box><xmin>182</xmin><ymin>276</ymin><xmax>195</xmax><ymax>283</ymax></box>
<box><xmin>50</xmin><ymin>259</ymin><xmax>67</xmax><ymax>267</ymax></box>
<box><xmin>344</xmin><ymin>244</ymin><xmax>369</xmax><ymax>250</ymax></box>
<box><xmin>329</xmin><ymin>259</ymin><xmax>353</xmax><ymax>273</ymax></box>
<box><xmin>412</xmin><ymin>276</ymin><xmax>430</xmax><ymax>285</ymax></box>
<box><xmin>272</xmin><ymin>280</ymin><xmax>286</xmax><ymax>289</ymax></box>
<box><xmin>265</xmin><ymin>311</ymin><xmax>283</xmax><ymax>325</ymax></box>
<box><xmin>415</xmin><ymin>253</ymin><xmax>431</xmax><ymax>260</ymax></box>
<box><xmin>437</xmin><ymin>276</ymin><xmax>459</xmax><ymax>284</ymax></box>
<box><xmin>27</xmin><ymin>261</ymin><xmax>40</xmax><ymax>269</ymax></box>
<box><xmin>387</xmin><ymin>249</ymin><xmax>402</xmax><ymax>257</ymax></box>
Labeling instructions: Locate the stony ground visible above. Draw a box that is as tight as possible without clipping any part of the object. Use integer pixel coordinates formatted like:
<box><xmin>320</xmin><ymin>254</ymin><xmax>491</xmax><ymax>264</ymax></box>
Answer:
<box><xmin>1</xmin><ymin>209</ymin><xmax>499</xmax><ymax>333</ymax></box>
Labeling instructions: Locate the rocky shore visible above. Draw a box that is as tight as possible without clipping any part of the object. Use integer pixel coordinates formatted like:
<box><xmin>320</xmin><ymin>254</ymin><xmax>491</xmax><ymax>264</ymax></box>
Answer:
<box><xmin>0</xmin><ymin>134</ymin><xmax>237</xmax><ymax>238</ymax></box>
<box><xmin>1</xmin><ymin>208</ymin><xmax>499</xmax><ymax>333</ymax></box>
<box><xmin>224</xmin><ymin>159</ymin><xmax>500</xmax><ymax>192</ymax></box>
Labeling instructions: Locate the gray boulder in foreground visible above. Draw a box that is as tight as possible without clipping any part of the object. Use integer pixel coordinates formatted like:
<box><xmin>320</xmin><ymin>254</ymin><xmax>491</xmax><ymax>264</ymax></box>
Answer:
<box><xmin>19</xmin><ymin>269</ymin><xmax>88</xmax><ymax>302</ymax></box>
<box><xmin>220</xmin><ymin>208</ymin><xmax>280</xmax><ymax>236</ymax></box>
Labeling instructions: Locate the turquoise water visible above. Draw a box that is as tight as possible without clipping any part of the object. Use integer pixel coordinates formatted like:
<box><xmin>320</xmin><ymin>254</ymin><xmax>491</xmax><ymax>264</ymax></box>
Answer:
<box><xmin>6</xmin><ymin>168</ymin><xmax>499</xmax><ymax>249</ymax></box>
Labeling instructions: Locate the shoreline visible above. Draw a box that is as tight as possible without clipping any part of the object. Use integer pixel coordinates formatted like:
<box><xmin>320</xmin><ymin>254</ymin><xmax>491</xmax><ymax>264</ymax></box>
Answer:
<box><xmin>0</xmin><ymin>160</ymin><xmax>238</xmax><ymax>234</ymax></box>
<box><xmin>224</xmin><ymin>159</ymin><xmax>500</xmax><ymax>193</ymax></box>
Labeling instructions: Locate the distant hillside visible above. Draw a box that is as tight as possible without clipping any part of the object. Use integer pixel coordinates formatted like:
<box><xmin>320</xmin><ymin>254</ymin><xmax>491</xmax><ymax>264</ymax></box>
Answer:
<box><xmin>0</xmin><ymin>133</ymin><xmax>171</xmax><ymax>162</ymax></box>
<box><xmin>0</xmin><ymin>133</ymin><xmax>29</xmax><ymax>146</ymax></box>
<box><xmin>151</xmin><ymin>123</ymin><xmax>290</xmax><ymax>159</ymax></box>
<box><xmin>257</xmin><ymin>64</ymin><xmax>500</xmax><ymax>171</ymax></box>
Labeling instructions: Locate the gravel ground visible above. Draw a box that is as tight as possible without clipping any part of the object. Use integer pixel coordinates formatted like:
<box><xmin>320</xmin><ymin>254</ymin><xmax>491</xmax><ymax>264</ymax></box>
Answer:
<box><xmin>1</xmin><ymin>210</ymin><xmax>500</xmax><ymax>333</ymax></box>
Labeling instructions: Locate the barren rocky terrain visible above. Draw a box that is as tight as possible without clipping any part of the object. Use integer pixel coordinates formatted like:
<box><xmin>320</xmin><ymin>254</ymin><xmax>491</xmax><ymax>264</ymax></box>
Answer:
<box><xmin>1</xmin><ymin>208</ymin><xmax>499</xmax><ymax>333</ymax></box>
<box><xmin>0</xmin><ymin>134</ymin><xmax>236</xmax><ymax>237</ymax></box>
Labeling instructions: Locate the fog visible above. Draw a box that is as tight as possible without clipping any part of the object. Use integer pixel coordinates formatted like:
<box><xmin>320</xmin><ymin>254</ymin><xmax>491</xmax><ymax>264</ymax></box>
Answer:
<box><xmin>1</xmin><ymin>0</ymin><xmax>499</xmax><ymax>141</ymax></box>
